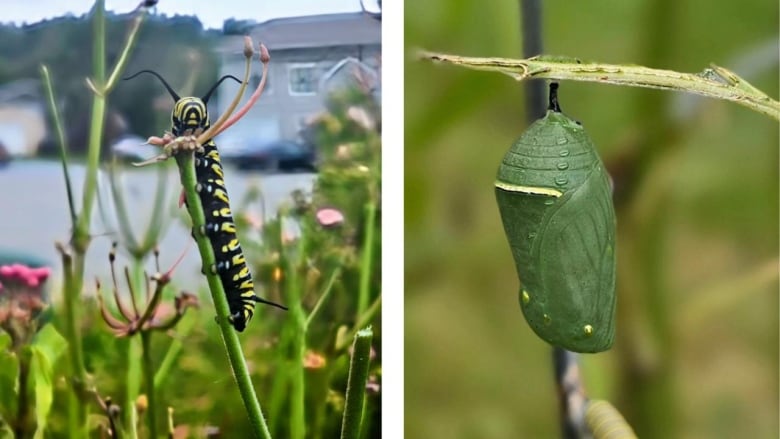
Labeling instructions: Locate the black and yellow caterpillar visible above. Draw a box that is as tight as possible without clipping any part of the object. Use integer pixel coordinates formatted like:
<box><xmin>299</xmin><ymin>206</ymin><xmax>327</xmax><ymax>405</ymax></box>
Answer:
<box><xmin>125</xmin><ymin>70</ymin><xmax>287</xmax><ymax>331</ymax></box>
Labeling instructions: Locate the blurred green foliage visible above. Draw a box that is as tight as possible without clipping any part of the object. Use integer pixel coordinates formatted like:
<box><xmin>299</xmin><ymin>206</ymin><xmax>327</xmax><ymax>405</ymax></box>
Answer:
<box><xmin>405</xmin><ymin>0</ymin><xmax>778</xmax><ymax>437</ymax></box>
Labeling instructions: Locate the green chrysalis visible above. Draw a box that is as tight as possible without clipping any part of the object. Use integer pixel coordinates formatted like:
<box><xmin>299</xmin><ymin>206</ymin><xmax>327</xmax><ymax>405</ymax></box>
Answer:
<box><xmin>495</xmin><ymin>83</ymin><xmax>616</xmax><ymax>353</ymax></box>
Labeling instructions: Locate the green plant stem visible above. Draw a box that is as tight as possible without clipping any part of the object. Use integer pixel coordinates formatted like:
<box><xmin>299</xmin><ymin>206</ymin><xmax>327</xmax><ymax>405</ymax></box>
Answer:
<box><xmin>174</xmin><ymin>153</ymin><xmax>271</xmax><ymax>439</ymax></box>
<box><xmin>40</xmin><ymin>66</ymin><xmax>76</xmax><ymax>226</ymax></box>
<box><xmin>140</xmin><ymin>332</ymin><xmax>157</xmax><ymax>439</ymax></box>
<box><xmin>108</xmin><ymin>165</ymin><xmax>141</xmax><ymax>252</ymax></box>
<box><xmin>140</xmin><ymin>166</ymin><xmax>171</xmax><ymax>252</ymax></box>
<box><xmin>121</xmin><ymin>257</ymin><xmax>147</xmax><ymax>435</ymax></box>
<box><xmin>56</xmin><ymin>244</ymin><xmax>88</xmax><ymax>438</ymax></box>
<box><xmin>356</xmin><ymin>202</ymin><xmax>377</xmax><ymax>316</ymax></box>
<box><xmin>340</xmin><ymin>327</ymin><xmax>373</xmax><ymax>439</ymax></box>
<box><xmin>304</xmin><ymin>266</ymin><xmax>342</xmax><ymax>330</ymax></box>
<box><xmin>124</xmin><ymin>337</ymin><xmax>142</xmax><ymax>436</ymax></box>
<box><xmin>59</xmin><ymin>4</ymin><xmax>108</xmax><ymax>428</ymax></box>
<box><xmin>336</xmin><ymin>296</ymin><xmax>381</xmax><ymax>351</ymax></box>
<box><xmin>74</xmin><ymin>0</ymin><xmax>106</xmax><ymax>252</ymax></box>
<box><xmin>153</xmin><ymin>314</ymin><xmax>196</xmax><ymax>390</ymax></box>
<box><xmin>420</xmin><ymin>51</ymin><xmax>780</xmax><ymax>120</ymax></box>
<box><xmin>104</xmin><ymin>12</ymin><xmax>145</xmax><ymax>93</ymax></box>
<box><xmin>14</xmin><ymin>351</ymin><xmax>31</xmax><ymax>438</ymax></box>
<box><xmin>285</xmin><ymin>234</ymin><xmax>307</xmax><ymax>439</ymax></box>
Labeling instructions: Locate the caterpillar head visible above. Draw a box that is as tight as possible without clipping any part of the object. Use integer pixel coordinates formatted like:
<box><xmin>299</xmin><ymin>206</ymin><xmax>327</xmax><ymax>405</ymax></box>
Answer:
<box><xmin>172</xmin><ymin>97</ymin><xmax>209</xmax><ymax>134</ymax></box>
<box><xmin>123</xmin><ymin>70</ymin><xmax>243</xmax><ymax>135</ymax></box>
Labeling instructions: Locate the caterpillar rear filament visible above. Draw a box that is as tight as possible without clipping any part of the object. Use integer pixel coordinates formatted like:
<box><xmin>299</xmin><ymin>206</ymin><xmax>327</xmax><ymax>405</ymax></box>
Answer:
<box><xmin>125</xmin><ymin>70</ymin><xmax>287</xmax><ymax>331</ymax></box>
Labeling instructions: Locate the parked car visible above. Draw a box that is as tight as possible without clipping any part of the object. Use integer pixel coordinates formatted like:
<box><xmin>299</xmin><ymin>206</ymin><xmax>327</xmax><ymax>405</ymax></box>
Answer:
<box><xmin>228</xmin><ymin>139</ymin><xmax>317</xmax><ymax>172</ymax></box>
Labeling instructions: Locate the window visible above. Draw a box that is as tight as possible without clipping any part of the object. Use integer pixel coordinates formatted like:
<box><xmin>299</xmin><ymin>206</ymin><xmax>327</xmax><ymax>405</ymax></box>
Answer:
<box><xmin>288</xmin><ymin>64</ymin><xmax>317</xmax><ymax>96</ymax></box>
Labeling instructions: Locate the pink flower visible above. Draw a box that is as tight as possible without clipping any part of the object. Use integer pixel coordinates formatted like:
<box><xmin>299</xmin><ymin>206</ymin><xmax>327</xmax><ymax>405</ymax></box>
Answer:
<box><xmin>26</xmin><ymin>276</ymin><xmax>40</xmax><ymax>288</ymax></box>
<box><xmin>31</xmin><ymin>267</ymin><xmax>51</xmax><ymax>282</ymax></box>
<box><xmin>316</xmin><ymin>208</ymin><xmax>344</xmax><ymax>227</ymax></box>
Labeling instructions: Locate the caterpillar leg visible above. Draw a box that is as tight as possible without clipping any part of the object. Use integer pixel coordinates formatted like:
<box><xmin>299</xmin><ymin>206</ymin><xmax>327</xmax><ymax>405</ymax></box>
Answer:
<box><xmin>228</xmin><ymin>312</ymin><xmax>246</xmax><ymax>332</ymax></box>
<box><xmin>213</xmin><ymin>313</ymin><xmax>246</xmax><ymax>332</ymax></box>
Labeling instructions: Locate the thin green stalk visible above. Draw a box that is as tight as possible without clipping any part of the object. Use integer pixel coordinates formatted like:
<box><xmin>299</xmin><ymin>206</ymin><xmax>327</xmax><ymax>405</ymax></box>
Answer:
<box><xmin>40</xmin><ymin>66</ymin><xmax>76</xmax><ymax>226</ymax></box>
<box><xmin>285</xmin><ymin>233</ymin><xmax>307</xmax><ymax>439</ymax></box>
<box><xmin>124</xmin><ymin>337</ymin><xmax>142</xmax><ymax>436</ymax></box>
<box><xmin>124</xmin><ymin>255</ymin><xmax>144</xmax><ymax>438</ymax></box>
<box><xmin>140</xmin><ymin>332</ymin><xmax>158</xmax><ymax>439</ymax></box>
<box><xmin>175</xmin><ymin>153</ymin><xmax>271</xmax><ymax>439</ymax></box>
<box><xmin>59</xmin><ymin>4</ymin><xmax>108</xmax><ymax>427</ymax></box>
<box><xmin>104</xmin><ymin>12</ymin><xmax>146</xmax><ymax>93</ymax></box>
<box><xmin>340</xmin><ymin>327</ymin><xmax>373</xmax><ymax>439</ymax></box>
<box><xmin>108</xmin><ymin>165</ymin><xmax>141</xmax><ymax>252</ymax></box>
<box><xmin>153</xmin><ymin>314</ymin><xmax>196</xmax><ymax>390</ymax></box>
<box><xmin>140</xmin><ymin>166</ymin><xmax>171</xmax><ymax>252</ymax></box>
<box><xmin>304</xmin><ymin>266</ymin><xmax>342</xmax><ymax>330</ymax></box>
<box><xmin>337</xmin><ymin>296</ymin><xmax>381</xmax><ymax>351</ymax></box>
<box><xmin>420</xmin><ymin>51</ymin><xmax>780</xmax><ymax>120</ymax></box>
<box><xmin>55</xmin><ymin>243</ymin><xmax>87</xmax><ymax>437</ymax></box>
<box><xmin>356</xmin><ymin>202</ymin><xmax>376</xmax><ymax>316</ymax></box>
<box><xmin>46</xmin><ymin>3</ymin><xmax>147</xmax><ymax>437</ymax></box>
<box><xmin>130</xmin><ymin>402</ymin><xmax>139</xmax><ymax>439</ymax></box>
<box><xmin>15</xmin><ymin>352</ymin><xmax>31</xmax><ymax>438</ymax></box>
<box><xmin>74</xmin><ymin>0</ymin><xmax>106</xmax><ymax>252</ymax></box>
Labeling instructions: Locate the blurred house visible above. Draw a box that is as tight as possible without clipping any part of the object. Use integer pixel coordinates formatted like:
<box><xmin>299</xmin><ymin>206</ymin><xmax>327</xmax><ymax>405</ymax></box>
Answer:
<box><xmin>215</xmin><ymin>12</ymin><xmax>380</xmax><ymax>152</ymax></box>
<box><xmin>0</xmin><ymin>79</ymin><xmax>45</xmax><ymax>156</ymax></box>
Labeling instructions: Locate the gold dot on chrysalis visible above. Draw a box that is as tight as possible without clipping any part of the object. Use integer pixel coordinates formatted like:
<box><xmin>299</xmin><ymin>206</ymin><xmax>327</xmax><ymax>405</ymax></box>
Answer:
<box><xmin>521</xmin><ymin>290</ymin><xmax>531</xmax><ymax>305</ymax></box>
<box><xmin>583</xmin><ymin>325</ymin><xmax>594</xmax><ymax>337</ymax></box>
<box><xmin>543</xmin><ymin>314</ymin><xmax>551</xmax><ymax>325</ymax></box>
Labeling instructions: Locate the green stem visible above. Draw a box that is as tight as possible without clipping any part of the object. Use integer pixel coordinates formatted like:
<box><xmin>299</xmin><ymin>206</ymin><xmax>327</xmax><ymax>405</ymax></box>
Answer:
<box><xmin>140</xmin><ymin>332</ymin><xmax>157</xmax><ymax>439</ymax></box>
<box><xmin>74</xmin><ymin>0</ymin><xmax>106</xmax><ymax>253</ymax></box>
<box><xmin>124</xmin><ymin>337</ymin><xmax>142</xmax><ymax>436</ymax></box>
<box><xmin>336</xmin><ymin>296</ymin><xmax>381</xmax><ymax>351</ymax></box>
<box><xmin>40</xmin><ymin>66</ymin><xmax>76</xmax><ymax>227</ymax></box>
<box><xmin>356</xmin><ymin>202</ymin><xmax>377</xmax><ymax>316</ymax></box>
<box><xmin>420</xmin><ymin>51</ymin><xmax>780</xmax><ymax>120</ymax></box>
<box><xmin>304</xmin><ymin>266</ymin><xmax>342</xmax><ymax>330</ymax></box>
<box><xmin>174</xmin><ymin>153</ymin><xmax>271</xmax><ymax>439</ymax></box>
<box><xmin>104</xmin><ymin>12</ymin><xmax>145</xmax><ymax>93</ymax></box>
<box><xmin>108</xmin><ymin>165</ymin><xmax>141</xmax><ymax>253</ymax></box>
<box><xmin>339</xmin><ymin>327</ymin><xmax>373</xmax><ymax>439</ymax></box>
<box><xmin>14</xmin><ymin>351</ymin><xmax>31</xmax><ymax>438</ymax></box>
<box><xmin>140</xmin><ymin>165</ymin><xmax>171</xmax><ymax>253</ymax></box>
<box><xmin>286</xmin><ymin>233</ymin><xmax>307</xmax><ymax>439</ymax></box>
<box><xmin>58</xmin><ymin>246</ymin><xmax>87</xmax><ymax>437</ymax></box>
<box><xmin>153</xmin><ymin>314</ymin><xmax>196</xmax><ymax>391</ymax></box>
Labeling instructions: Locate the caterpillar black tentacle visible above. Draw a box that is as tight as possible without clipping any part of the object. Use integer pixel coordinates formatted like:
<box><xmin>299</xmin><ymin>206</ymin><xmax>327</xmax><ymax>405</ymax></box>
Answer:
<box><xmin>126</xmin><ymin>70</ymin><xmax>287</xmax><ymax>331</ymax></box>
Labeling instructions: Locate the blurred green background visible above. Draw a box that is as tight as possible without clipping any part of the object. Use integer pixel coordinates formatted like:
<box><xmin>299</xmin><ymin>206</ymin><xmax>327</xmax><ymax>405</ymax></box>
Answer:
<box><xmin>405</xmin><ymin>1</ymin><xmax>779</xmax><ymax>437</ymax></box>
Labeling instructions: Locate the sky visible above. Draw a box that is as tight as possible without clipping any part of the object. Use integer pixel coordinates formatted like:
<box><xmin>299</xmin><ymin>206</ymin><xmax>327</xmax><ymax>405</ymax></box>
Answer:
<box><xmin>1</xmin><ymin>0</ymin><xmax>370</xmax><ymax>29</ymax></box>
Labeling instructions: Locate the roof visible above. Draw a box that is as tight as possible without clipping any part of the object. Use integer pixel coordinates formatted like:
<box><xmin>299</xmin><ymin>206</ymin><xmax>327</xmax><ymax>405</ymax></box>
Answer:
<box><xmin>220</xmin><ymin>12</ymin><xmax>380</xmax><ymax>53</ymax></box>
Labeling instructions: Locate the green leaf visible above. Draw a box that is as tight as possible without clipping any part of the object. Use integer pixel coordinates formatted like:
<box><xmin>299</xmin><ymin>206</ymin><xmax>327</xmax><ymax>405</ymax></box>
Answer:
<box><xmin>0</xmin><ymin>351</ymin><xmax>19</xmax><ymax>423</ymax></box>
<box><xmin>30</xmin><ymin>324</ymin><xmax>68</xmax><ymax>364</ymax></box>
<box><xmin>28</xmin><ymin>324</ymin><xmax>67</xmax><ymax>439</ymax></box>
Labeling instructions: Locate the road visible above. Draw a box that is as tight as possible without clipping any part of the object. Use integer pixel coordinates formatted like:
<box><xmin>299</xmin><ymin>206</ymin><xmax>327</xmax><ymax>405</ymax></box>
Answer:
<box><xmin>0</xmin><ymin>160</ymin><xmax>316</xmax><ymax>294</ymax></box>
